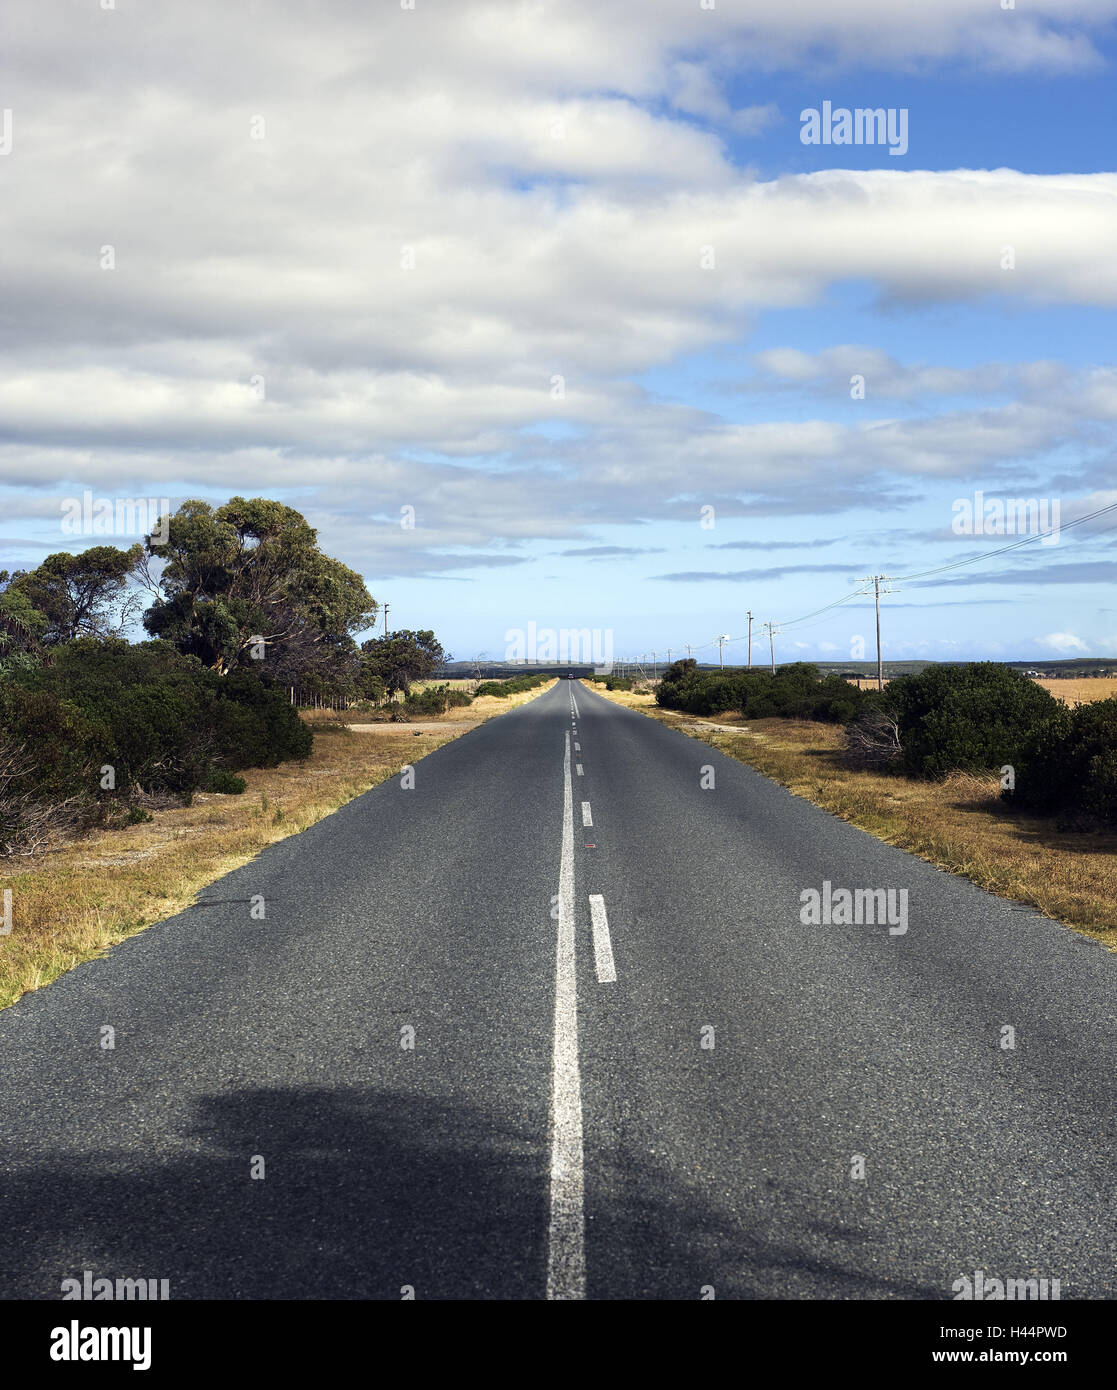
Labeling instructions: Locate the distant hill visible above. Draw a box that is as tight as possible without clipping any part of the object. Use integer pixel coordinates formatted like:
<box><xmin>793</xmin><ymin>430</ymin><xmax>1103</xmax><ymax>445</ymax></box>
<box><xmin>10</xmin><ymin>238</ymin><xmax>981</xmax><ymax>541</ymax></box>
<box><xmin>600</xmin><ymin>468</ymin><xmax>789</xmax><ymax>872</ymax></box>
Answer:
<box><xmin>439</xmin><ymin>656</ymin><xmax>1117</xmax><ymax>680</ymax></box>
<box><xmin>1003</xmin><ymin>657</ymin><xmax>1117</xmax><ymax>676</ymax></box>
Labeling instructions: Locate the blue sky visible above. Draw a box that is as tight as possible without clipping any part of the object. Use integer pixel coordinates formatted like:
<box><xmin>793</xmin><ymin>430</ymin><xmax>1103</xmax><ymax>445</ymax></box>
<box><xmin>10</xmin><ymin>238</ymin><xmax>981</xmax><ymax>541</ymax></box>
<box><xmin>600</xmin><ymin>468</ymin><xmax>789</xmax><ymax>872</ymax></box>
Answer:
<box><xmin>2</xmin><ymin>0</ymin><xmax>1116</xmax><ymax>665</ymax></box>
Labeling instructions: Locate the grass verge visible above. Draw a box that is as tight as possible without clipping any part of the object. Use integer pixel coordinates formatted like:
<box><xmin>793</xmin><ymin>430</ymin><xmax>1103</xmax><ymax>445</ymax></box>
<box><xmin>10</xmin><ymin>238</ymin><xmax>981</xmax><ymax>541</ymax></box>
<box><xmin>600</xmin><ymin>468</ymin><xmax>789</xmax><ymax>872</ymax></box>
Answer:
<box><xmin>585</xmin><ymin>681</ymin><xmax>1117</xmax><ymax>947</ymax></box>
<box><xmin>0</xmin><ymin>680</ymin><xmax>556</xmax><ymax>1010</ymax></box>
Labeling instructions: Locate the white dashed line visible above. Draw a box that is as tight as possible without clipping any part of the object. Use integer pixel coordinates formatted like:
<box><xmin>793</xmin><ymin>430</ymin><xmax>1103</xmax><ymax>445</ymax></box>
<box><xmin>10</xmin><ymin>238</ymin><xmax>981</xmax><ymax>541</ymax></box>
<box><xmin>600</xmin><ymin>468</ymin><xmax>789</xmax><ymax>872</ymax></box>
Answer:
<box><xmin>588</xmin><ymin>895</ymin><xmax>617</xmax><ymax>984</ymax></box>
<box><xmin>546</xmin><ymin>730</ymin><xmax>585</xmax><ymax>1301</ymax></box>
<box><xmin>575</xmin><ymin>764</ymin><xmax>583</xmax><ymax>776</ymax></box>
<box><xmin>574</xmin><ymin>742</ymin><xmax>580</xmax><ymax>752</ymax></box>
<box><xmin>581</xmin><ymin>801</ymin><xmax>592</xmax><ymax>827</ymax></box>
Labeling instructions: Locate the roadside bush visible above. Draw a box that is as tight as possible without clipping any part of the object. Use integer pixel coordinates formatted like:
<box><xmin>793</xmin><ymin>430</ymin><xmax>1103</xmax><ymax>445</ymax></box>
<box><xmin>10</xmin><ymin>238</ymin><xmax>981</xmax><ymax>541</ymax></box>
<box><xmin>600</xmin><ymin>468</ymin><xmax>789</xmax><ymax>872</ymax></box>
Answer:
<box><xmin>12</xmin><ymin>639</ymin><xmax>212</xmax><ymax>797</ymax></box>
<box><xmin>1</xmin><ymin>638</ymin><xmax>312</xmax><ymax>849</ymax></box>
<box><xmin>111</xmin><ymin>680</ymin><xmax>213</xmax><ymax>798</ymax></box>
<box><xmin>211</xmin><ymin>669</ymin><xmax>312</xmax><ymax>769</ymax></box>
<box><xmin>655</xmin><ymin>658</ymin><xmax>700</xmax><ymax>709</ymax></box>
<box><xmin>204</xmin><ymin>769</ymin><xmax>248</xmax><ymax>795</ymax></box>
<box><xmin>844</xmin><ymin>698</ymin><xmax>903</xmax><ymax>769</ymax></box>
<box><xmin>882</xmin><ymin>663</ymin><xmax>1060</xmax><ymax>779</ymax></box>
<box><xmin>474</xmin><ymin>673</ymin><xmax>552</xmax><ymax>698</ymax></box>
<box><xmin>404</xmin><ymin>683</ymin><xmax>473</xmax><ymax>715</ymax></box>
<box><xmin>809</xmin><ymin>674</ymin><xmax>865</xmax><ymax>725</ymax></box>
<box><xmin>1010</xmin><ymin>698</ymin><xmax>1117</xmax><ymax>825</ymax></box>
<box><xmin>101</xmin><ymin>803</ymin><xmax>154</xmax><ymax>829</ymax></box>
<box><xmin>0</xmin><ymin>687</ymin><xmax>107</xmax><ymax>852</ymax></box>
<box><xmin>656</xmin><ymin>662</ymin><xmax>869</xmax><ymax>724</ymax></box>
<box><xmin>0</xmin><ymin>684</ymin><xmax>109</xmax><ymax>805</ymax></box>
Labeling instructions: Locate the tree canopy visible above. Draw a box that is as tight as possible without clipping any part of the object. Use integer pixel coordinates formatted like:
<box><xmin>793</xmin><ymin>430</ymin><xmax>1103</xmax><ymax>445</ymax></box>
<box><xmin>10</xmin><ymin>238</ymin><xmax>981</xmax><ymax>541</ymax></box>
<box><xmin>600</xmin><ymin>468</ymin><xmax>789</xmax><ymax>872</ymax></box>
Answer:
<box><xmin>360</xmin><ymin>629</ymin><xmax>448</xmax><ymax>695</ymax></box>
<box><xmin>3</xmin><ymin>545</ymin><xmax>142</xmax><ymax>646</ymax></box>
<box><xmin>143</xmin><ymin>497</ymin><xmax>377</xmax><ymax>678</ymax></box>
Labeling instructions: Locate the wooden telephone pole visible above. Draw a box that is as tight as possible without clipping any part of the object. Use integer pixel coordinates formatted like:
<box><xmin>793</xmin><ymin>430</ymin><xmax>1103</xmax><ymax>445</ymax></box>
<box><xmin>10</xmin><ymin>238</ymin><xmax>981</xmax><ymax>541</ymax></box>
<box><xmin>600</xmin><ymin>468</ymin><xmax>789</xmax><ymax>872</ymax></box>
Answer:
<box><xmin>760</xmin><ymin>621</ymin><xmax>780</xmax><ymax>673</ymax></box>
<box><xmin>859</xmin><ymin>576</ymin><xmax>893</xmax><ymax>691</ymax></box>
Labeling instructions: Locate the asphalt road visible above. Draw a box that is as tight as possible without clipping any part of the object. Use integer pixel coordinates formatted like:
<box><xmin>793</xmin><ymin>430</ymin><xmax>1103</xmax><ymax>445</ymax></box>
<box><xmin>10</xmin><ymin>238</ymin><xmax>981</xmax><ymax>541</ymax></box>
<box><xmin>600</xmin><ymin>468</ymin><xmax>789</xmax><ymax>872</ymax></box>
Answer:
<box><xmin>1</xmin><ymin>679</ymin><xmax>1114</xmax><ymax>1300</ymax></box>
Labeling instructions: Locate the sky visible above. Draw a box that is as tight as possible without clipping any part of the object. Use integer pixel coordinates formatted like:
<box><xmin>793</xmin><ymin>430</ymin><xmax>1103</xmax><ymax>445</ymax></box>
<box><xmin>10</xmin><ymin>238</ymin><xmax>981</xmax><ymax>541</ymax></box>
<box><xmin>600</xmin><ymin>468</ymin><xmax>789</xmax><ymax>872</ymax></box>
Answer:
<box><xmin>2</xmin><ymin>0</ymin><xmax>1117</xmax><ymax>666</ymax></box>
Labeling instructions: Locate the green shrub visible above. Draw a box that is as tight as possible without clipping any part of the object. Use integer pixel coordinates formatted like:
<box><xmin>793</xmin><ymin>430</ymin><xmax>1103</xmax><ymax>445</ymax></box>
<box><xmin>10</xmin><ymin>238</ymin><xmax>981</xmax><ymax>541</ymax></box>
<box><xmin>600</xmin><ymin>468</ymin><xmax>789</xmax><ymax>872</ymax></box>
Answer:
<box><xmin>204</xmin><ymin>769</ymin><xmax>248</xmax><ymax>795</ymax></box>
<box><xmin>112</xmin><ymin>680</ymin><xmax>212</xmax><ymax>797</ymax></box>
<box><xmin>212</xmin><ymin>669</ymin><xmax>312</xmax><ymax>768</ymax></box>
<box><xmin>655</xmin><ymin>662</ymin><xmax>868</xmax><ymax>724</ymax></box>
<box><xmin>0</xmin><ymin>684</ymin><xmax>109</xmax><ymax>803</ymax></box>
<box><xmin>1</xmin><ymin>638</ymin><xmax>310</xmax><ymax>849</ymax></box>
<box><xmin>883</xmin><ymin>663</ymin><xmax>1060</xmax><ymax>779</ymax></box>
<box><xmin>474</xmin><ymin>673</ymin><xmax>552</xmax><ymax>698</ymax></box>
<box><xmin>0</xmin><ymin>685</ymin><xmax>107</xmax><ymax>850</ymax></box>
<box><xmin>102</xmin><ymin>803</ymin><xmax>154</xmax><ymax>829</ymax></box>
<box><xmin>1010</xmin><ymin>697</ymin><xmax>1117</xmax><ymax>825</ymax></box>
<box><xmin>403</xmin><ymin>683</ymin><xmax>474</xmax><ymax>714</ymax></box>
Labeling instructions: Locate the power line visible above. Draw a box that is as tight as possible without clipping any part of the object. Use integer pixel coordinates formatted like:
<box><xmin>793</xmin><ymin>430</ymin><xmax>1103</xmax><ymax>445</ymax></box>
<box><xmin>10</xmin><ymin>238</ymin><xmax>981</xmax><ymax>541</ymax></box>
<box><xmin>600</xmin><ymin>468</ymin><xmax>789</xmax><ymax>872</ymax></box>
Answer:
<box><xmin>892</xmin><ymin>498</ymin><xmax>1117</xmax><ymax>586</ymax></box>
<box><xmin>632</xmin><ymin>498</ymin><xmax>1117</xmax><ymax>669</ymax></box>
<box><xmin>778</xmin><ymin>587</ymin><xmax>870</xmax><ymax>631</ymax></box>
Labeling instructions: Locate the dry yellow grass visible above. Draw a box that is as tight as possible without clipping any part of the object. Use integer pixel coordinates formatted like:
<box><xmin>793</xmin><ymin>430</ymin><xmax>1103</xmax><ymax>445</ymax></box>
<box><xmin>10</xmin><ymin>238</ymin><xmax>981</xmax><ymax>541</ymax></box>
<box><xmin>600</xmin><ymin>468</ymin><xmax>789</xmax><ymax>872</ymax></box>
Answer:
<box><xmin>585</xmin><ymin>681</ymin><xmax>1117</xmax><ymax>947</ymax></box>
<box><xmin>1033</xmin><ymin>676</ymin><xmax>1117</xmax><ymax>707</ymax></box>
<box><xmin>409</xmin><ymin>678</ymin><xmax>477</xmax><ymax>693</ymax></box>
<box><xmin>0</xmin><ymin>680</ymin><xmax>556</xmax><ymax>1010</ymax></box>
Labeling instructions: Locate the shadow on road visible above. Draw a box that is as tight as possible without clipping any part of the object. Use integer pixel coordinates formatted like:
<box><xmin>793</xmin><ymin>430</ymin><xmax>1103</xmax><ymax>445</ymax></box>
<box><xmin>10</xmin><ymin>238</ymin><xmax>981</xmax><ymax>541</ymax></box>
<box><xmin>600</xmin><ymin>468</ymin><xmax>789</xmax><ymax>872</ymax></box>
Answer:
<box><xmin>1</xmin><ymin>1086</ymin><xmax>547</xmax><ymax>1299</ymax></box>
<box><xmin>0</xmin><ymin>1084</ymin><xmax>942</xmax><ymax>1300</ymax></box>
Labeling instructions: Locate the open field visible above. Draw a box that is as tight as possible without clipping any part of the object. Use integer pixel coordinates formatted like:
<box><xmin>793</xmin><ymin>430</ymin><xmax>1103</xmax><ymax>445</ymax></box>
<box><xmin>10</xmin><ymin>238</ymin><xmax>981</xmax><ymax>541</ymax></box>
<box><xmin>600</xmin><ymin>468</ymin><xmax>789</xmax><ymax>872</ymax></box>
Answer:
<box><xmin>409</xmin><ymin>677</ymin><xmax>478</xmax><ymax>692</ymax></box>
<box><xmin>1033</xmin><ymin>676</ymin><xmax>1117</xmax><ymax>706</ymax></box>
<box><xmin>842</xmin><ymin>676</ymin><xmax>1117</xmax><ymax>703</ymax></box>
<box><xmin>0</xmin><ymin>680</ymin><xmax>556</xmax><ymax>1010</ymax></box>
<box><xmin>301</xmin><ymin>678</ymin><xmax>551</xmax><ymax>727</ymax></box>
<box><xmin>587</xmin><ymin>681</ymin><xmax>1117</xmax><ymax>946</ymax></box>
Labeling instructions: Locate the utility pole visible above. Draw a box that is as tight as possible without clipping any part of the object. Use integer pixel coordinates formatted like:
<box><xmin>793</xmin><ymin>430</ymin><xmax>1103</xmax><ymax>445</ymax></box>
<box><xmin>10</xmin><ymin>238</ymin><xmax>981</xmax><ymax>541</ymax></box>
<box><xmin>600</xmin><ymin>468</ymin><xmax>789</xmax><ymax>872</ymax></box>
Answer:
<box><xmin>666</xmin><ymin>648</ymin><xmax>672</xmax><ymax>665</ymax></box>
<box><xmin>746</xmin><ymin>610</ymin><xmax>753</xmax><ymax>669</ymax></box>
<box><xmin>761</xmin><ymin>621</ymin><xmax>780</xmax><ymax>673</ymax></box>
<box><xmin>383</xmin><ymin>603</ymin><xmax>390</xmax><ymax>639</ymax></box>
<box><xmin>717</xmin><ymin>634</ymin><xmax>730</xmax><ymax>667</ymax></box>
<box><xmin>685</xmin><ymin>644</ymin><xmax>692</xmax><ymax>659</ymax></box>
<box><xmin>859</xmin><ymin>575</ymin><xmax>893</xmax><ymax>691</ymax></box>
<box><xmin>652</xmin><ymin>651</ymin><xmax>657</xmax><ymax>679</ymax></box>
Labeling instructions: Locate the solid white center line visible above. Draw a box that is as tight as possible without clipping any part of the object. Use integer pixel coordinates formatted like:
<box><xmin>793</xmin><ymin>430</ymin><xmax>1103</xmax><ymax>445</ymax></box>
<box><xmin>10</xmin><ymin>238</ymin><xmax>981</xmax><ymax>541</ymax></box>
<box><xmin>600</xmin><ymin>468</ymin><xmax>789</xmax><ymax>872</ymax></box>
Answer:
<box><xmin>546</xmin><ymin>730</ymin><xmax>585</xmax><ymax>1301</ymax></box>
<box><xmin>574</xmin><ymin>742</ymin><xmax>580</xmax><ymax>752</ymax></box>
<box><xmin>588</xmin><ymin>895</ymin><xmax>617</xmax><ymax>984</ymax></box>
<box><xmin>575</xmin><ymin>763</ymin><xmax>584</xmax><ymax>776</ymax></box>
<box><xmin>581</xmin><ymin>801</ymin><xmax>593</xmax><ymax>827</ymax></box>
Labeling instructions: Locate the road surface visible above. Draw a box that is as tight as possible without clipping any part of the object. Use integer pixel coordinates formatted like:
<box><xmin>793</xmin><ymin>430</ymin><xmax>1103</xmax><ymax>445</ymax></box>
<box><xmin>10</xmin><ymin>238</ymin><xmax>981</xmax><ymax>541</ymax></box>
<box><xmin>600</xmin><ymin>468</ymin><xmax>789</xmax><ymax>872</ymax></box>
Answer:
<box><xmin>1</xmin><ymin>679</ymin><xmax>1114</xmax><ymax>1299</ymax></box>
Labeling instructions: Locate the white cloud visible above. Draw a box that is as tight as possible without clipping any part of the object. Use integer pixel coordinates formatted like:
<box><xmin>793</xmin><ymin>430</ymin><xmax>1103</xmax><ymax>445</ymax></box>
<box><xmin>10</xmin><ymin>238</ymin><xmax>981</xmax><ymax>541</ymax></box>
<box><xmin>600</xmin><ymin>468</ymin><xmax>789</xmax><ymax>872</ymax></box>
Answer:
<box><xmin>3</xmin><ymin>0</ymin><xmax>1117</xmax><ymax>583</ymax></box>
<box><xmin>1036</xmin><ymin>631</ymin><xmax>1090</xmax><ymax>652</ymax></box>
